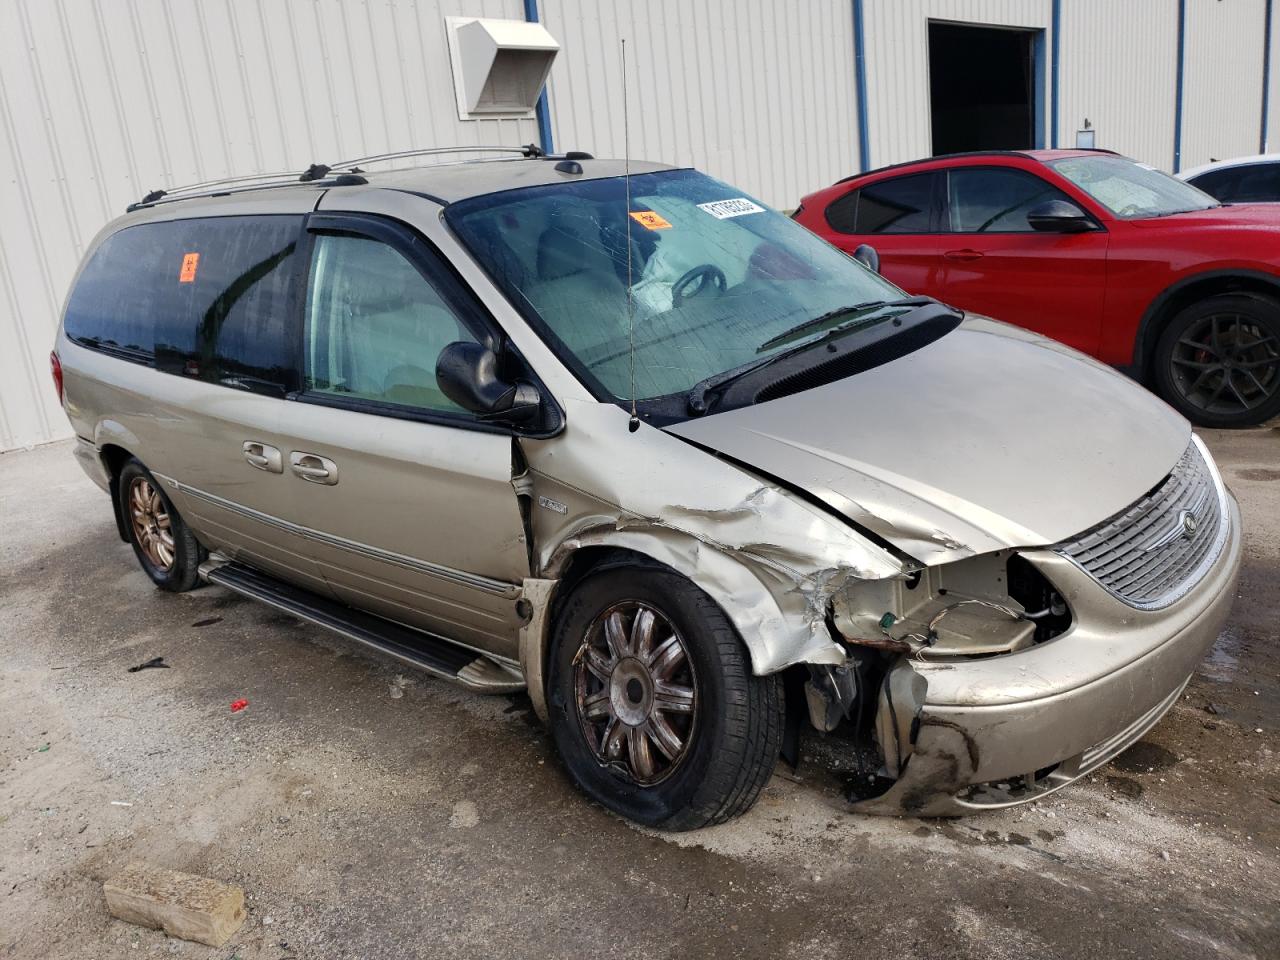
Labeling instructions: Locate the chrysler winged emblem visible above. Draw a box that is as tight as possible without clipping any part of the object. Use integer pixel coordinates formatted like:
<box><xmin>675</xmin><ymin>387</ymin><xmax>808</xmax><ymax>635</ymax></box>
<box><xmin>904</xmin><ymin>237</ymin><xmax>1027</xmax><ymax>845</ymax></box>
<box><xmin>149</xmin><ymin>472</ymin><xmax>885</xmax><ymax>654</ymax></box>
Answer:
<box><xmin>1180</xmin><ymin>510</ymin><xmax>1198</xmax><ymax>539</ymax></box>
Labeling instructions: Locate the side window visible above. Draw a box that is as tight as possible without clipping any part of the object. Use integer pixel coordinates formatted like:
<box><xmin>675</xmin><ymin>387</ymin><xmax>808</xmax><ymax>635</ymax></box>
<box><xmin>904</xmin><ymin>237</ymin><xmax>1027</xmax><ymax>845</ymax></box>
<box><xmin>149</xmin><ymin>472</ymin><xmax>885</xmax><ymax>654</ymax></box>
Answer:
<box><xmin>190</xmin><ymin>217</ymin><xmax>302</xmax><ymax>392</ymax></box>
<box><xmin>303</xmin><ymin>233</ymin><xmax>479</xmax><ymax>416</ymax></box>
<box><xmin>64</xmin><ymin>216</ymin><xmax>303</xmax><ymax>393</ymax></box>
<box><xmin>826</xmin><ymin>173</ymin><xmax>935</xmax><ymax>234</ymax></box>
<box><xmin>1221</xmin><ymin>163</ymin><xmax>1280</xmax><ymax>203</ymax></box>
<box><xmin>64</xmin><ymin>221</ymin><xmax>196</xmax><ymax>364</ymax></box>
<box><xmin>947</xmin><ymin>168</ymin><xmax>1071</xmax><ymax>233</ymax></box>
<box><xmin>1187</xmin><ymin>168</ymin><xmax>1241</xmax><ymax>202</ymax></box>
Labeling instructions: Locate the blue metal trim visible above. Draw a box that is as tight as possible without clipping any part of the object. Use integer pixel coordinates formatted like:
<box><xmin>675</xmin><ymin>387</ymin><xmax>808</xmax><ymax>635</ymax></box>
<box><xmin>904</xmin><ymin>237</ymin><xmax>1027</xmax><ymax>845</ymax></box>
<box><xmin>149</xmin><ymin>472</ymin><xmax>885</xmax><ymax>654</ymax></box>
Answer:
<box><xmin>1263</xmin><ymin>0</ymin><xmax>1274</xmax><ymax>152</ymax></box>
<box><xmin>1174</xmin><ymin>0</ymin><xmax>1186</xmax><ymax>172</ymax></box>
<box><xmin>1032</xmin><ymin>29</ymin><xmax>1047</xmax><ymax>149</ymax></box>
<box><xmin>852</xmin><ymin>0</ymin><xmax>871</xmax><ymax>171</ymax></box>
<box><xmin>1051</xmin><ymin>0</ymin><xmax>1061</xmax><ymax>148</ymax></box>
<box><xmin>522</xmin><ymin>0</ymin><xmax>555</xmax><ymax>155</ymax></box>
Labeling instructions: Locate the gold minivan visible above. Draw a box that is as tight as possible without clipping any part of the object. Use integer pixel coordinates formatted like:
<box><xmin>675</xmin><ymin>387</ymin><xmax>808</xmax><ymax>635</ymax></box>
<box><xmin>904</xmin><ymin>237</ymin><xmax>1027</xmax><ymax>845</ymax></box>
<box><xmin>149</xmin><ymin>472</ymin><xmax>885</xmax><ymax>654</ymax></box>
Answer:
<box><xmin>54</xmin><ymin>149</ymin><xmax>1241</xmax><ymax>829</ymax></box>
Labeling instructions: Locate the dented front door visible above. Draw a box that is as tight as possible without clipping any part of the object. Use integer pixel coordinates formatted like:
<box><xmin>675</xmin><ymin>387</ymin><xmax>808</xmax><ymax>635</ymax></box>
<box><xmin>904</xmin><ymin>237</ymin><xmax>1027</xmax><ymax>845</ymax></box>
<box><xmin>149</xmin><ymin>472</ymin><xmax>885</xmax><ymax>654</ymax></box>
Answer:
<box><xmin>274</xmin><ymin>213</ymin><xmax>528</xmax><ymax>659</ymax></box>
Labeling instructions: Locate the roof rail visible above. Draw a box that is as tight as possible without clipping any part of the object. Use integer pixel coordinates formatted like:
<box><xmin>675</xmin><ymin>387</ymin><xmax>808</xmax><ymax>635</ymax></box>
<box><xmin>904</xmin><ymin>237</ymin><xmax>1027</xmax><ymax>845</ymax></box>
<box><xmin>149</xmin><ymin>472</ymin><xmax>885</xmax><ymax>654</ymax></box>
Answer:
<box><xmin>330</xmin><ymin>143</ymin><xmax>542</xmax><ymax>172</ymax></box>
<box><xmin>125</xmin><ymin>143</ymin><xmax>545</xmax><ymax>213</ymax></box>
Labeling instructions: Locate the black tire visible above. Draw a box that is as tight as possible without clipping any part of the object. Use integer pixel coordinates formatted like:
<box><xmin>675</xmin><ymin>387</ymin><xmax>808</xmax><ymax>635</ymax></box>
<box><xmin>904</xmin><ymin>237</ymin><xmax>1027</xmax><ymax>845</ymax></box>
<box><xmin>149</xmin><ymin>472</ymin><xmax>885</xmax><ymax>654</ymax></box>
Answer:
<box><xmin>546</xmin><ymin>565</ymin><xmax>782</xmax><ymax>831</ymax></box>
<box><xmin>117</xmin><ymin>458</ymin><xmax>203</xmax><ymax>592</ymax></box>
<box><xmin>1153</xmin><ymin>292</ymin><xmax>1280</xmax><ymax>428</ymax></box>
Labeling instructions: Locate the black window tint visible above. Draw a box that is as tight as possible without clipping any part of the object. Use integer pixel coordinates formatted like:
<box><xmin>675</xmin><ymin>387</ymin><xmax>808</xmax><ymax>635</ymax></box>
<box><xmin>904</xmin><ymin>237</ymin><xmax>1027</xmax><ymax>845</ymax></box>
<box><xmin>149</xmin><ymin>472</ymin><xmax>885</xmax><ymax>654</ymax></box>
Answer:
<box><xmin>1187</xmin><ymin>168</ymin><xmax>1241</xmax><ymax>202</ymax></box>
<box><xmin>947</xmin><ymin>168</ymin><xmax>1070</xmax><ymax>232</ymax></box>
<box><xmin>64</xmin><ymin>216</ymin><xmax>302</xmax><ymax>393</ymax></box>
<box><xmin>824</xmin><ymin>190</ymin><xmax>861</xmax><ymax>233</ymax></box>
<box><xmin>828</xmin><ymin>173</ymin><xmax>935</xmax><ymax>234</ymax></box>
<box><xmin>64</xmin><ymin>221</ymin><xmax>190</xmax><ymax>364</ymax></box>
<box><xmin>1219</xmin><ymin>163</ymin><xmax>1280</xmax><ymax>203</ymax></box>
<box><xmin>187</xmin><ymin>217</ymin><xmax>301</xmax><ymax>393</ymax></box>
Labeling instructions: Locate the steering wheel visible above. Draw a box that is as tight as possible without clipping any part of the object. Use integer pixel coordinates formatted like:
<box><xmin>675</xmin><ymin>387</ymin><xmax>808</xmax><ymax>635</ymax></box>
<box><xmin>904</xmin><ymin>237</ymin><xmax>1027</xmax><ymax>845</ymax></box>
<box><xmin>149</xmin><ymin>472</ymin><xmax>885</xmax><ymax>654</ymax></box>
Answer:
<box><xmin>672</xmin><ymin>264</ymin><xmax>727</xmax><ymax>307</ymax></box>
<box><xmin>1118</xmin><ymin>204</ymin><xmax>1141</xmax><ymax>217</ymax></box>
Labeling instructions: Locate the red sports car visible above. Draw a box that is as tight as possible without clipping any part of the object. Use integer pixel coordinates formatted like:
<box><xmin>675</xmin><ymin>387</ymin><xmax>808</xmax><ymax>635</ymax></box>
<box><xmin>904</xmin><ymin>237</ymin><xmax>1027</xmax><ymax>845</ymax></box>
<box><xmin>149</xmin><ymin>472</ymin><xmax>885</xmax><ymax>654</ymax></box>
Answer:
<box><xmin>794</xmin><ymin>149</ymin><xmax>1280</xmax><ymax>427</ymax></box>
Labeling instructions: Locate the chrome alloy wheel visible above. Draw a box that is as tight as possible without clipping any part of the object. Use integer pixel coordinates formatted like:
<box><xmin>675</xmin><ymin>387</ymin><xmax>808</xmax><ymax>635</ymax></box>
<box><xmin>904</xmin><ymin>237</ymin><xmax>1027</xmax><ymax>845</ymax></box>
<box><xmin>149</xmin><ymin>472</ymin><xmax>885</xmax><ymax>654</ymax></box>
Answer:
<box><xmin>128</xmin><ymin>476</ymin><xmax>176</xmax><ymax>571</ymax></box>
<box><xmin>1171</xmin><ymin>312</ymin><xmax>1280</xmax><ymax>416</ymax></box>
<box><xmin>572</xmin><ymin>601</ymin><xmax>698</xmax><ymax>785</ymax></box>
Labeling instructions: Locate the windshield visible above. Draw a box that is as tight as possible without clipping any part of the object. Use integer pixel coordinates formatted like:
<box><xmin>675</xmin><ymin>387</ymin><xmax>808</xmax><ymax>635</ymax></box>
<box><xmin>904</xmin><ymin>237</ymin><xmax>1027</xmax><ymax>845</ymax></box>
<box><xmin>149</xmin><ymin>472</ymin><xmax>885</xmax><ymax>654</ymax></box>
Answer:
<box><xmin>1049</xmin><ymin>154</ymin><xmax>1219</xmax><ymax>219</ymax></box>
<box><xmin>445</xmin><ymin>169</ymin><xmax>904</xmax><ymax>401</ymax></box>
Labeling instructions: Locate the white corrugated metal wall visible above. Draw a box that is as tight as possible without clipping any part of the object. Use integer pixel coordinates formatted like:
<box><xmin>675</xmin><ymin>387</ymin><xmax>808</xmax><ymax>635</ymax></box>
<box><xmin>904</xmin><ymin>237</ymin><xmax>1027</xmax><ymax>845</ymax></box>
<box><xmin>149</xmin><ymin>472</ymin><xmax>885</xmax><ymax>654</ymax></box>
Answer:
<box><xmin>2</xmin><ymin>0</ymin><xmax>1278</xmax><ymax>452</ymax></box>
<box><xmin>1057</xmin><ymin>0</ymin><xmax>1180</xmax><ymax>169</ymax></box>
<box><xmin>0</xmin><ymin>0</ymin><xmax>536</xmax><ymax>453</ymax></box>
<box><xmin>1181</xmin><ymin>0</ymin><xmax>1268</xmax><ymax>170</ymax></box>
<box><xmin>538</xmin><ymin>0</ymin><xmax>860</xmax><ymax>210</ymax></box>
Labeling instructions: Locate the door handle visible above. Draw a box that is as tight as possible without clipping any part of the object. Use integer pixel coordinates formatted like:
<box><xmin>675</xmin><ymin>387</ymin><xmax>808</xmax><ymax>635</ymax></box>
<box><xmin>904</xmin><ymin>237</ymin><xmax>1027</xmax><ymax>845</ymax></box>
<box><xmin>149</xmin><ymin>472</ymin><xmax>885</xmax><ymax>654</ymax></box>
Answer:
<box><xmin>290</xmin><ymin>451</ymin><xmax>339</xmax><ymax>485</ymax></box>
<box><xmin>242</xmin><ymin>441</ymin><xmax>283</xmax><ymax>473</ymax></box>
<box><xmin>944</xmin><ymin>248</ymin><xmax>984</xmax><ymax>262</ymax></box>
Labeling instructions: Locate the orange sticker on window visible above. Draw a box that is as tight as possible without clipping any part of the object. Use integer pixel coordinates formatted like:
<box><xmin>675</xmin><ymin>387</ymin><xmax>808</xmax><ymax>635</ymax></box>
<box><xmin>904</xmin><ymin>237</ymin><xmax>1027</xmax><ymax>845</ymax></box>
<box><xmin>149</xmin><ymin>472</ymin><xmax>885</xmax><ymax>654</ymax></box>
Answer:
<box><xmin>179</xmin><ymin>252</ymin><xmax>199</xmax><ymax>283</ymax></box>
<box><xmin>628</xmin><ymin>210</ymin><xmax>672</xmax><ymax>231</ymax></box>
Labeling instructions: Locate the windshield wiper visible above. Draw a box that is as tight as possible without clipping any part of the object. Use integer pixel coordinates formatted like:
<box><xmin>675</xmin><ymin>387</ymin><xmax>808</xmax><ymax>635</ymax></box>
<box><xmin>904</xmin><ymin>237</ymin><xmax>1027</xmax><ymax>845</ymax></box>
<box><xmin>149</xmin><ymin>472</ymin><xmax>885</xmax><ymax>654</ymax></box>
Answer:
<box><xmin>686</xmin><ymin>296</ymin><xmax>940</xmax><ymax>415</ymax></box>
<box><xmin>755</xmin><ymin>296</ymin><xmax>931</xmax><ymax>352</ymax></box>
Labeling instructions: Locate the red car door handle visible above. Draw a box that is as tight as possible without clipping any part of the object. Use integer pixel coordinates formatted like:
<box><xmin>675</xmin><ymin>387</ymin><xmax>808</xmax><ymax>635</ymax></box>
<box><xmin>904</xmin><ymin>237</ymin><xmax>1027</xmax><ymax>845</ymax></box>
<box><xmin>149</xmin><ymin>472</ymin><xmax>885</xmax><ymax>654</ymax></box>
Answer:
<box><xmin>944</xmin><ymin>248</ymin><xmax>984</xmax><ymax>262</ymax></box>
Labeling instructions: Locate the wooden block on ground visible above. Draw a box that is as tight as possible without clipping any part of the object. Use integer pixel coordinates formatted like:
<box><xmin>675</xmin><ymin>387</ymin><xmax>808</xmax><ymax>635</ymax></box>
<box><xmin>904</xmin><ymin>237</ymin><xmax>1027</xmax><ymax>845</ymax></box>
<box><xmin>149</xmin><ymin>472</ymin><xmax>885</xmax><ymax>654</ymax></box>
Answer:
<box><xmin>103</xmin><ymin>861</ymin><xmax>245</xmax><ymax>947</ymax></box>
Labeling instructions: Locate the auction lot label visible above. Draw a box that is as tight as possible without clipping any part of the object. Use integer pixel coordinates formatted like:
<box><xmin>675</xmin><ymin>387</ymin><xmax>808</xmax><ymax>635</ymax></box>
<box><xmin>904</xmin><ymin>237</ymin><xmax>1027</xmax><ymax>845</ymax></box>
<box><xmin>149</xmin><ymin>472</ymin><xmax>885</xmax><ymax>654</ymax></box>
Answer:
<box><xmin>697</xmin><ymin>198</ymin><xmax>765</xmax><ymax>219</ymax></box>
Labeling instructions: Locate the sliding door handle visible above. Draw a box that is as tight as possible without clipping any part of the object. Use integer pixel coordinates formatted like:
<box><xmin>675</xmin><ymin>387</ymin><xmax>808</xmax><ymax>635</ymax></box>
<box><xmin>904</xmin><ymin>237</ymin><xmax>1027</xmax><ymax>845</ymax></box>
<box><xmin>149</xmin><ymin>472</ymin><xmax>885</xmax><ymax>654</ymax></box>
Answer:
<box><xmin>290</xmin><ymin>451</ymin><xmax>339</xmax><ymax>485</ymax></box>
<box><xmin>242</xmin><ymin>441</ymin><xmax>283</xmax><ymax>473</ymax></box>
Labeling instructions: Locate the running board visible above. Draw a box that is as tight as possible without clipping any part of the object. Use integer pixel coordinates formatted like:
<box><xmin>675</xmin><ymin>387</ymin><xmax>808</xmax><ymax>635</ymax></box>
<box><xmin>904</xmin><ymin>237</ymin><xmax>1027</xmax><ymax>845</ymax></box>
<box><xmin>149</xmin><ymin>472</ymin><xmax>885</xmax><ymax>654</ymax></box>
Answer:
<box><xmin>201</xmin><ymin>561</ymin><xmax>524</xmax><ymax>694</ymax></box>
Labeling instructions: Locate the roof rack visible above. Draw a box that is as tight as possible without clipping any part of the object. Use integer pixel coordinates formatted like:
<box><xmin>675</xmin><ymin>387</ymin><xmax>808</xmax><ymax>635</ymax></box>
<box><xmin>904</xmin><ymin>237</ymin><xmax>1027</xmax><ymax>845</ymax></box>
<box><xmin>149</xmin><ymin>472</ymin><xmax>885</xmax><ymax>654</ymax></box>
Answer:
<box><xmin>126</xmin><ymin>143</ymin><xmax>546</xmax><ymax>213</ymax></box>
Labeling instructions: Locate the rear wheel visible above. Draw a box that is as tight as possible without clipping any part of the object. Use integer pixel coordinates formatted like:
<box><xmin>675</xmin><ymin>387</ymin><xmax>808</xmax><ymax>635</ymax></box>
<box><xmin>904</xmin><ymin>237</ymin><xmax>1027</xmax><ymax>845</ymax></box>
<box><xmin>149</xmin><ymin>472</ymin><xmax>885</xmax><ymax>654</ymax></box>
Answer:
<box><xmin>546</xmin><ymin>566</ymin><xmax>782</xmax><ymax>830</ymax></box>
<box><xmin>117</xmin><ymin>459</ymin><xmax>203</xmax><ymax>592</ymax></box>
<box><xmin>1153</xmin><ymin>293</ymin><xmax>1280</xmax><ymax>427</ymax></box>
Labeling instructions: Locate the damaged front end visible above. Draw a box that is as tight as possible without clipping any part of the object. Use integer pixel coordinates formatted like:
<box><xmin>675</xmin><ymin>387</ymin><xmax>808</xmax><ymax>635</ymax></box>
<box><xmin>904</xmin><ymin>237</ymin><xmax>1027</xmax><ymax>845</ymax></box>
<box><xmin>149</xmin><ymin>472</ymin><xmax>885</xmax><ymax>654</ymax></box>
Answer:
<box><xmin>801</xmin><ymin>547</ymin><xmax>1075</xmax><ymax>812</ymax></box>
<box><xmin>814</xmin><ymin>513</ymin><xmax>1240</xmax><ymax>816</ymax></box>
<box><xmin>517</xmin><ymin>393</ymin><xmax>1240</xmax><ymax>817</ymax></box>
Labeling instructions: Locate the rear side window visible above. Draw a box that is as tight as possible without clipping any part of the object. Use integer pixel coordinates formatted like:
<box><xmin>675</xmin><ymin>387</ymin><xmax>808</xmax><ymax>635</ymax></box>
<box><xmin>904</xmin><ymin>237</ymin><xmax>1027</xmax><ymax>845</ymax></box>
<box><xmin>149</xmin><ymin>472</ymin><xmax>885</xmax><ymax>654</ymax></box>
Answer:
<box><xmin>64</xmin><ymin>216</ymin><xmax>302</xmax><ymax>394</ymax></box>
<box><xmin>825</xmin><ymin>173</ymin><xmax>935</xmax><ymax>234</ymax></box>
<box><xmin>946</xmin><ymin>167</ymin><xmax>1070</xmax><ymax>232</ymax></box>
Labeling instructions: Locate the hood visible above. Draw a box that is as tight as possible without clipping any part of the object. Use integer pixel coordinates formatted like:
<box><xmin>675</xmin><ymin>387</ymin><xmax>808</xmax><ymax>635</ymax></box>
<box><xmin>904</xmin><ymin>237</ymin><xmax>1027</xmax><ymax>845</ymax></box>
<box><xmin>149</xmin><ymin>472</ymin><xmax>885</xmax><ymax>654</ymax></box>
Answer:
<box><xmin>667</xmin><ymin>317</ymin><xmax>1191</xmax><ymax>564</ymax></box>
<box><xmin>1127</xmin><ymin>203</ymin><xmax>1280</xmax><ymax>230</ymax></box>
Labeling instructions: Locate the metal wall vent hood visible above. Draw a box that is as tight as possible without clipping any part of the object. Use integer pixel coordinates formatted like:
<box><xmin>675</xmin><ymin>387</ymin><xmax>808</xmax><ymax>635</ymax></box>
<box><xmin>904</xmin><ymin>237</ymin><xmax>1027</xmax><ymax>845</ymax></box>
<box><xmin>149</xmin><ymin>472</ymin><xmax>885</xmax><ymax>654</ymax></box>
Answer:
<box><xmin>446</xmin><ymin>16</ymin><xmax>560</xmax><ymax>120</ymax></box>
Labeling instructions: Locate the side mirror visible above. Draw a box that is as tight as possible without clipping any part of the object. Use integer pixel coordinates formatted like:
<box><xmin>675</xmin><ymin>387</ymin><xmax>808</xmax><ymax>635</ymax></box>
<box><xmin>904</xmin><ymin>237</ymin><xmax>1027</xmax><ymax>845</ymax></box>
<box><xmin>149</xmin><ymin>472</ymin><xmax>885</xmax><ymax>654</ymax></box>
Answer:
<box><xmin>436</xmin><ymin>341</ymin><xmax>541</xmax><ymax>424</ymax></box>
<box><xmin>1026</xmin><ymin>199</ymin><xmax>1094</xmax><ymax>233</ymax></box>
<box><xmin>851</xmin><ymin>243</ymin><xmax>881</xmax><ymax>273</ymax></box>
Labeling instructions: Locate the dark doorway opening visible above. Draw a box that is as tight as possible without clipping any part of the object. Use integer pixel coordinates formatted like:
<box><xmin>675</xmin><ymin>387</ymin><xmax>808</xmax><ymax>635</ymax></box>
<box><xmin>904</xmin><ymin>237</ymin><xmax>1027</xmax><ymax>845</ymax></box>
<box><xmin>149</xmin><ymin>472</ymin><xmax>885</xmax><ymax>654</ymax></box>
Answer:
<box><xmin>928</xmin><ymin>22</ymin><xmax>1039</xmax><ymax>155</ymax></box>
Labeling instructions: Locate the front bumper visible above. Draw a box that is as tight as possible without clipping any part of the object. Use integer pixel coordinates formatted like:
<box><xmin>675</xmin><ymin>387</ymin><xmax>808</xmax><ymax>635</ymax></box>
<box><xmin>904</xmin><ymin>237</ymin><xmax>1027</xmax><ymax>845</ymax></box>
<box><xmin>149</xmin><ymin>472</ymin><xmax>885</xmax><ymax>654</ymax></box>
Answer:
<box><xmin>854</xmin><ymin>493</ymin><xmax>1242</xmax><ymax>817</ymax></box>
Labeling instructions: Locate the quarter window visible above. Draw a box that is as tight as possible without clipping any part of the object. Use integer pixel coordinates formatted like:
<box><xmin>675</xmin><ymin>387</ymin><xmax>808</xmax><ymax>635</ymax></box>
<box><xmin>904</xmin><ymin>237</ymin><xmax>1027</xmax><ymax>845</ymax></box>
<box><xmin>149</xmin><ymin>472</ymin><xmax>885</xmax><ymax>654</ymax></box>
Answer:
<box><xmin>946</xmin><ymin>168</ymin><xmax>1069</xmax><ymax>232</ymax></box>
<box><xmin>303</xmin><ymin>234</ymin><xmax>479</xmax><ymax>416</ymax></box>
<box><xmin>826</xmin><ymin>173</ymin><xmax>935</xmax><ymax>234</ymax></box>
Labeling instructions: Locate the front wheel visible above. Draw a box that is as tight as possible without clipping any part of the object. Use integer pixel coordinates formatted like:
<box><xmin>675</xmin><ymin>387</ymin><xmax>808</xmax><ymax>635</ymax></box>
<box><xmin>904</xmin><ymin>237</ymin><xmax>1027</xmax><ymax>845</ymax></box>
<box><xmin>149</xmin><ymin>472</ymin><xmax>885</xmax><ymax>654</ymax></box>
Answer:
<box><xmin>546</xmin><ymin>566</ymin><xmax>782</xmax><ymax>830</ymax></box>
<box><xmin>1153</xmin><ymin>293</ymin><xmax>1280</xmax><ymax>427</ymax></box>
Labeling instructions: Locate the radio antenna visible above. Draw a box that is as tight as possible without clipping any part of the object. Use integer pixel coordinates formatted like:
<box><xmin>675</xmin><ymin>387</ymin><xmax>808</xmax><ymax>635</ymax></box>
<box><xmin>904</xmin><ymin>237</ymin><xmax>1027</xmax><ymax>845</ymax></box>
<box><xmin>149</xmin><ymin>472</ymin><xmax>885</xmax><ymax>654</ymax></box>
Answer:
<box><xmin>622</xmin><ymin>37</ymin><xmax>640</xmax><ymax>434</ymax></box>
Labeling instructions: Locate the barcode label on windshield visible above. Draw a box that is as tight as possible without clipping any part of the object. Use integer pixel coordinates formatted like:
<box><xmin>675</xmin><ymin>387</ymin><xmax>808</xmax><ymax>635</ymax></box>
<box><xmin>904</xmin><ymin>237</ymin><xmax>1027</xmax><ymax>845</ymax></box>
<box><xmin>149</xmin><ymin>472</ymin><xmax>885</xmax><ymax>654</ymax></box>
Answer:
<box><xmin>697</xmin><ymin>198</ymin><xmax>765</xmax><ymax>219</ymax></box>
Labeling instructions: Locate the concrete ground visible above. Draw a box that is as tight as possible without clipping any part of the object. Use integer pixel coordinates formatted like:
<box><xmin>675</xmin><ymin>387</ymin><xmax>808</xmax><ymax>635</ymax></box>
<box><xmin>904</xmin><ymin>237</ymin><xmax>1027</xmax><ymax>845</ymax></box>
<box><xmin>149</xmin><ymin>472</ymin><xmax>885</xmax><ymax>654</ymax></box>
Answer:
<box><xmin>1</xmin><ymin>427</ymin><xmax>1277</xmax><ymax>960</ymax></box>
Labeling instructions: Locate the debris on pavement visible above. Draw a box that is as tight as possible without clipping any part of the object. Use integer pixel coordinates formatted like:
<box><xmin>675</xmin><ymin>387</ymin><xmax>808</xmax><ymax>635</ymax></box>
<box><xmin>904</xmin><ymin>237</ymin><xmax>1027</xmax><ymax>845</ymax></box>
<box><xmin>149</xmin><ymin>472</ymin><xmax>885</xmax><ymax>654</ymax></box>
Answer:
<box><xmin>230</xmin><ymin>699</ymin><xmax>249</xmax><ymax>713</ymax></box>
<box><xmin>103</xmin><ymin>861</ymin><xmax>245</xmax><ymax>947</ymax></box>
<box><xmin>191</xmin><ymin>617</ymin><xmax>222</xmax><ymax>627</ymax></box>
<box><xmin>127</xmin><ymin>656</ymin><xmax>170</xmax><ymax>673</ymax></box>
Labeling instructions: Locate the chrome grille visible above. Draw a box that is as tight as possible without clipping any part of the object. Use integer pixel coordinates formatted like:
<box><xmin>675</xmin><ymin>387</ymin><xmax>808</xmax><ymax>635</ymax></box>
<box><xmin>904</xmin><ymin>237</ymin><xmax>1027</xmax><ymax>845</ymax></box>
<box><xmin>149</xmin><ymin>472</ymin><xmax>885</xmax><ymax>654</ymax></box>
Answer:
<box><xmin>1054</xmin><ymin>439</ymin><xmax>1227</xmax><ymax>609</ymax></box>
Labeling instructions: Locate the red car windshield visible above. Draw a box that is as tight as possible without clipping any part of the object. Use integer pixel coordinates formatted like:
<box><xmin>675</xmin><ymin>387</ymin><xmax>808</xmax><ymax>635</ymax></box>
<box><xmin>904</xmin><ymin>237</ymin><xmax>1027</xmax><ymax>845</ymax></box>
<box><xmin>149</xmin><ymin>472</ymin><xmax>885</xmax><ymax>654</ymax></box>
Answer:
<box><xmin>1049</xmin><ymin>155</ymin><xmax>1219</xmax><ymax>219</ymax></box>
